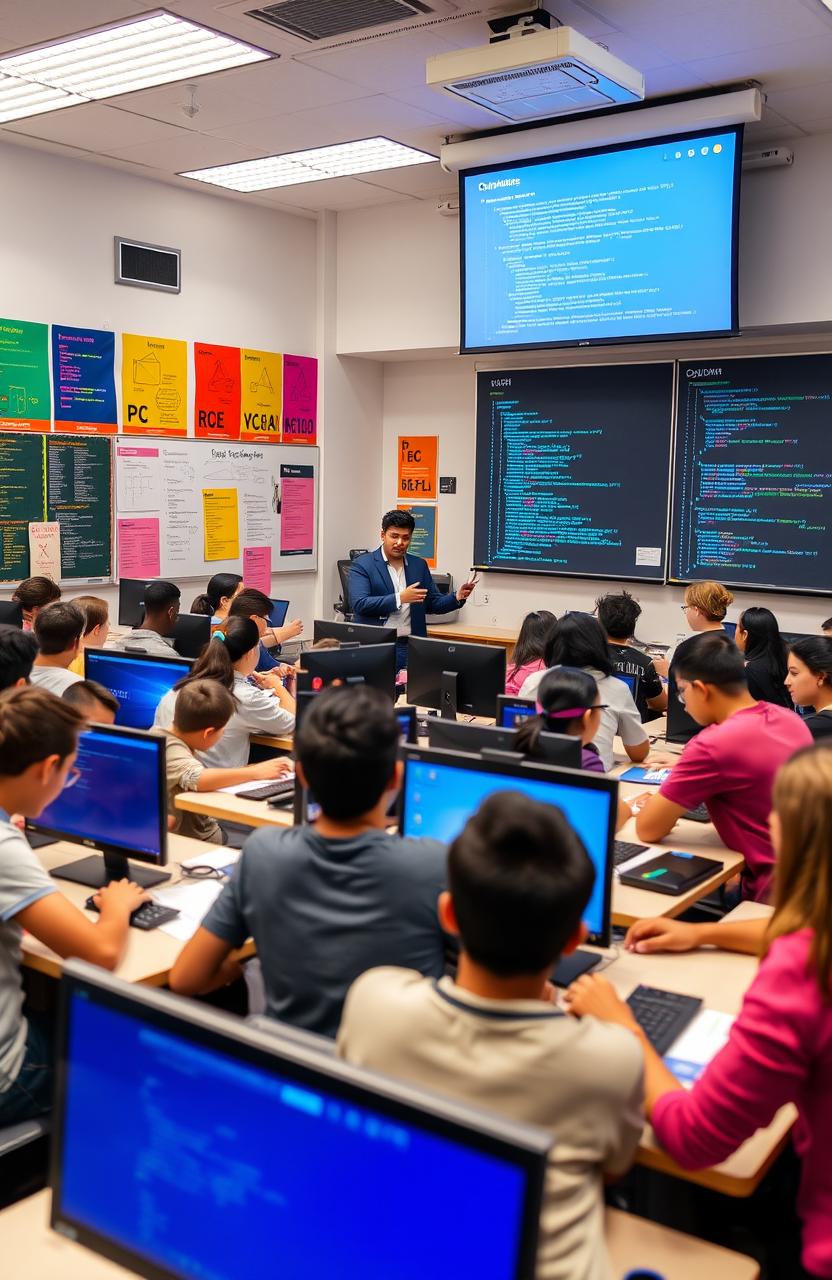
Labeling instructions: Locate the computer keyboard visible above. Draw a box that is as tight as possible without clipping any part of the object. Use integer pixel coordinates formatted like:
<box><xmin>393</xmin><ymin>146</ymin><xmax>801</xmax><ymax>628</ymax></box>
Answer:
<box><xmin>626</xmin><ymin>985</ymin><xmax>703</xmax><ymax>1055</ymax></box>
<box><xmin>683</xmin><ymin>803</ymin><xmax>711</xmax><ymax>823</ymax></box>
<box><xmin>244</xmin><ymin>777</ymin><xmax>296</xmax><ymax>802</ymax></box>
<box><xmin>85</xmin><ymin>897</ymin><xmax>181</xmax><ymax>931</ymax></box>
<box><xmin>613</xmin><ymin>839</ymin><xmax>648</xmax><ymax>866</ymax></box>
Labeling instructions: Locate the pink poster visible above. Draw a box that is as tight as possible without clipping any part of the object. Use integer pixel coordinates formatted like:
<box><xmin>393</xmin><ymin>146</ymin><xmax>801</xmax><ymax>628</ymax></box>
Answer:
<box><xmin>279</xmin><ymin>464</ymin><xmax>314</xmax><ymax>556</ymax></box>
<box><xmin>243</xmin><ymin>544</ymin><xmax>271</xmax><ymax>594</ymax></box>
<box><xmin>282</xmin><ymin>354</ymin><xmax>317</xmax><ymax>444</ymax></box>
<box><xmin>118</xmin><ymin>517</ymin><xmax>160</xmax><ymax>578</ymax></box>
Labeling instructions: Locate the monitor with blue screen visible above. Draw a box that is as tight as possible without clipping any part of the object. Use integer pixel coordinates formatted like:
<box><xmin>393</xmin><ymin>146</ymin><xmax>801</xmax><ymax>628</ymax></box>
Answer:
<box><xmin>51</xmin><ymin>962</ymin><xmax>549</xmax><ymax>1280</ymax></box>
<box><xmin>269</xmin><ymin>598</ymin><xmax>290</xmax><ymax>629</ymax></box>
<box><xmin>497</xmin><ymin>695</ymin><xmax>537</xmax><ymax>729</ymax></box>
<box><xmin>613</xmin><ymin>671</ymin><xmax>638</xmax><ymax>696</ymax></box>
<box><xmin>400</xmin><ymin>747</ymin><xmax>615</xmax><ymax>947</ymax></box>
<box><xmin>27</xmin><ymin>725</ymin><xmax>168</xmax><ymax>889</ymax></box>
<box><xmin>722</xmin><ymin>621</ymin><xmax>737</xmax><ymax>641</ymax></box>
<box><xmin>84</xmin><ymin>648</ymin><xmax>191</xmax><ymax>730</ymax></box>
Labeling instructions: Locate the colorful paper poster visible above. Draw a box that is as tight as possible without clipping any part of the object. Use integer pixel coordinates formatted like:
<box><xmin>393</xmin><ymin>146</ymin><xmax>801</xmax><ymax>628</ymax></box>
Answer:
<box><xmin>240</xmin><ymin>348</ymin><xmax>282</xmax><ymax>442</ymax></box>
<box><xmin>243</xmin><ymin>544</ymin><xmax>271</xmax><ymax>594</ymax></box>
<box><xmin>194</xmin><ymin>342</ymin><xmax>241</xmax><ymax>441</ymax></box>
<box><xmin>115</xmin><ymin>445</ymin><xmax>161</xmax><ymax>512</ymax></box>
<box><xmin>0</xmin><ymin>318</ymin><xmax>51</xmax><ymax>431</ymax></box>
<box><xmin>121</xmin><ymin>333</ymin><xmax>187</xmax><ymax>436</ymax></box>
<box><xmin>28</xmin><ymin>521</ymin><xmax>61</xmax><ymax>581</ymax></box>
<box><xmin>52</xmin><ymin>325</ymin><xmax>117</xmax><ymax>435</ymax></box>
<box><xmin>203</xmin><ymin>488</ymin><xmax>240</xmax><ymax>561</ymax></box>
<box><xmin>282</xmin><ymin>354</ymin><xmax>317</xmax><ymax>444</ymax></box>
<box><xmin>46</xmin><ymin>435</ymin><xmax>113</xmax><ymax>580</ymax></box>
<box><xmin>397</xmin><ymin>435</ymin><xmax>438</xmax><ymax>500</ymax></box>
<box><xmin>0</xmin><ymin>433</ymin><xmax>47</xmax><ymax>580</ymax></box>
<box><xmin>118</xmin><ymin>517</ymin><xmax>161</xmax><ymax>579</ymax></box>
<box><xmin>279</xmin><ymin>464</ymin><xmax>314</xmax><ymax>556</ymax></box>
<box><xmin>397</xmin><ymin>504</ymin><xmax>437</xmax><ymax>568</ymax></box>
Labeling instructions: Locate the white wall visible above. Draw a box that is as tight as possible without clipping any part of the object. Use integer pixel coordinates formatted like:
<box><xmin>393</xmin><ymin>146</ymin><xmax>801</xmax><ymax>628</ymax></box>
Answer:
<box><xmin>0</xmin><ymin>139</ymin><xmax>319</xmax><ymax>623</ymax></box>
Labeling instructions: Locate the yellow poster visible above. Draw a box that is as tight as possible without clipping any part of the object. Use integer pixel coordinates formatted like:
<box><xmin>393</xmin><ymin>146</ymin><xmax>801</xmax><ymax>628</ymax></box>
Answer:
<box><xmin>202</xmin><ymin>488</ymin><xmax>240</xmax><ymax>561</ymax></box>
<box><xmin>240</xmin><ymin>348</ymin><xmax>282</xmax><ymax>441</ymax></box>
<box><xmin>121</xmin><ymin>333</ymin><xmax>188</xmax><ymax>436</ymax></box>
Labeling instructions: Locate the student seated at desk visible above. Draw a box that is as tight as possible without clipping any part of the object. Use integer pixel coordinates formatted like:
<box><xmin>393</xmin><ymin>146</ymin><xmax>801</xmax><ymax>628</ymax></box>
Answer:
<box><xmin>170</xmin><ymin>686</ymin><xmax>450</xmax><ymax>1037</ymax></box>
<box><xmin>569</xmin><ymin>744</ymin><xmax>832</xmax><ymax>1280</ymax></box>
<box><xmin>0</xmin><ymin>626</ymin><xmax>37</xmax><ymax>691</ymax></box>
<box><xmin>519</xmin><ymin>613</ymin><xmax>649</xmax><ymax>772</ymax></box>
<box><xmin>504</xmin><ymin>609</ymin><xmax>555</xmax><ymax>696</ymax></box>
<box><xmin>154</xmin><ymin>619</ymin><xmax>295</xmax><ymax>768</ymax></box>
<box><xmin>0</xmin><ymin>688</ymin><xmax>146</xmax><ymax>1123</ymax></box>
<box><xmin>337</xmin><ymin>791</ymin><xmax>644</xmax><ymax>1280</ymax></box>
<box><xmin>226</xmin><ymin>587</ymin><xmax>303</xmax><ymax>672</ymax></box>
<box><xmin>163</xmin><ymin>679</ymin><xmax>292</xmax><ymax>843</ymax></box>
<box><xmin>786</xmin><ymin>638</ymin><xmax>832</xmax><ymax>741</ymax></box>
<box><xmin>190</xmin><ymin>571</ymin><xmax>244</xmax><ymax>622</ymax></box>
<box><xmin>653</xmin><ymin>580</ymin><xmax>734</xmax><ymax>679</ymax></box>
<box><xmin>62</xmin><ymin>679</ymin><xmax>118</xmax><ymax>725</ymax></box>
<box><xmin>735</xmin><ymin>606</ymin><xmax>793</xmax><ymax>709</ymax></box>
<box><xmin>596</xmin><ymin>590</ymin><xmax>667</xmax><ymax>721</ymax></box>
<box><xmin>11</xmin><ymin>575</ymin><xmax>60</xmax><ymax>629</ymax></box>
<box><xmin>30</xmin><ymin>602</ymin><xmax>84</xmax><ymax>696</ymax></box>
<box><xmin>111</xmin><ymin>580</ymin><xmax>180</xmax><ymax>657</ymax></box>
<box><xmin>634</xmin><ymin>632</ymin><xmax>812</xmax><ymax>903</ymax></box>
<box><xmin>67</xmin><ymin>595</ymin><xmax>109</xmax><ymax>676</ymax></box>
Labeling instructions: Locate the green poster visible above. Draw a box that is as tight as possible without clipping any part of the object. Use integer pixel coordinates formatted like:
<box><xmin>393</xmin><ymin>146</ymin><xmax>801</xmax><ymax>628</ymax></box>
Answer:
<box><xmin>47</xmin><ymin>435</ymin><xmax>112</xmax><ymax>579</ymax></box>
<box><xmin>0</xmin><ymin>318</ymin><xmax>51</xmax><ymax>431</ymax></box>
<box><xmin>0</xmin><ymin>432</ymin><xmax>46</xmax><ymax>581</ymax></box>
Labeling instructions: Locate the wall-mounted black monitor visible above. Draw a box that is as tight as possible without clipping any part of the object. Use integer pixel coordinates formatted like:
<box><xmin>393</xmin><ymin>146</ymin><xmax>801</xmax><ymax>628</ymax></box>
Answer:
<box><xmin>460</xmin><ymin>125</ymin><xmax>742</xmax><ymax>354</ymax></box>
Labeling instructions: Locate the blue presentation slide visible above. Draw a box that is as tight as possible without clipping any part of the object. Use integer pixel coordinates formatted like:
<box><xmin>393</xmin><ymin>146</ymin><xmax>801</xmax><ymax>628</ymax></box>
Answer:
<box><xmin>462</xmin><ymin>127</ymin><xmax>739</xmax><ymax>351</ymax></box>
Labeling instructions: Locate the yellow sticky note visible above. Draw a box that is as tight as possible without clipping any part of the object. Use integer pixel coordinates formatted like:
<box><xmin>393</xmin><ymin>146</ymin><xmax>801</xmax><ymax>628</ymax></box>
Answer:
<box><xmin>202</xmin><ymin>488</ymin><xmax>240</xmax><ymax>561</ymax></box>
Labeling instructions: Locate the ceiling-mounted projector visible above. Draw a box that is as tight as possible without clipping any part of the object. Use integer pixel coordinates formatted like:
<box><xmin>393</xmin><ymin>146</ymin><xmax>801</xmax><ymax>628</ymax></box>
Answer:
<box><xmin>426</xmin><ymin>10</ymin><xmax>644</xmax><ymax>123</ymax></box>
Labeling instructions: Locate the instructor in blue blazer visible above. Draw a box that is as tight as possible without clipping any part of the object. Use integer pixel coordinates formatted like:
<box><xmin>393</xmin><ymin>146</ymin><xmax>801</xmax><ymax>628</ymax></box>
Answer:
<box><xmin>350</xmin><ymin>509</ymin><xmax>477</xmax><ymax>671</ymax></box>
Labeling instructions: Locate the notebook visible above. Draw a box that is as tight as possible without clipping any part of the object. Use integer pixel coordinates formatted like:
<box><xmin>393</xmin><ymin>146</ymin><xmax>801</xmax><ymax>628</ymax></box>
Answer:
<box><xmin>618</xmin><ymin>850</ymin><xmax>722</xmax><ymax>896</ymax></box>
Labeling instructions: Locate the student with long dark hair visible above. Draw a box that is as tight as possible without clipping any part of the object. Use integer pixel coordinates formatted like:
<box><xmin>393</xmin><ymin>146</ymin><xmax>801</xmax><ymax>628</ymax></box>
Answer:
<box><xmin>505</xmin><ymin>610</ymin><xmax>555</xmax><ymax>695</ymax></box>
<box><xmin>515</xmin><ymin>666</ymin><xmax>605</xmax><ymax>772</ymax></box>
<box><xmin>190</xmin><ymin>573</ymin><xmax>243</xmax><ymax>621</ymax></box>
<box><xmin>519</xmin><ymin>614</ymin><xmax>648</xmax><ymax>770</ymax></box>
<box><xmin>736</xmin><ymin>606</ymin><xmax>792</xmax><ymax>708</ymax></box>
<box><xmin>786</xmin><ymin>638</ymin><xmax>832</xmax><ymax>741</ymax></box>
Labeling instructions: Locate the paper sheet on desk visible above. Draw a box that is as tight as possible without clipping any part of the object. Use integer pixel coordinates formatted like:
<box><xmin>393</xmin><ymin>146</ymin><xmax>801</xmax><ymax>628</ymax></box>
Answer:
<box><xmin>153</xmin><ymin>880</ymin><xmax>225</xmax><ymax>941</ymax></box>
<box><xmin>664</xmin><ymin>1009</ymin><xmax>734</xmax><ymax>1087</ymax></box>
<box><xmin>218</xmin><ymin>773</ymin><xmax>295</xmax><ymax>795</ymax></box>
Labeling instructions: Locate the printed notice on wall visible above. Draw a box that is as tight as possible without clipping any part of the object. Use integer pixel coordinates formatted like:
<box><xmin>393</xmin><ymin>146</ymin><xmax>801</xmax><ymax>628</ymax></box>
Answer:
<box><xmin>281</xmin><ymin>354</ymin><xmax>317</xmax><ymax>444</ymax></box>
<box><xmin>397</xmin><ymin>504</ymin><xmax>437</xmax><ymax>567</ymax></box>
<box><xmin>52</xmin><ymin>325</ymin><xmax>117</xmax><ymax>435</ymax></box>
<box><xmin>397</xmin><ymin>436</ymin><xmax>437</xmax><ymax>500</ymax></box>
<box><xmin>118</xmin><ymin>517</ymin><xmax>161</xmax><ymax>579</ymax></box>
<box><xmin>279</xmin><ymin>464</ymin><xmax>314</xmax><ymax>556</ymax></box>
<box><xmin>0</xmin><ymin>318</ymin><xmax>51</xmax><ymax>432</ymax></box>
<box><xmin>194</xmin><ymin>342</ymin><xmax>241</xmax><ymax>441</ymax></box>
<box><xmin>0</xmin><ymin>433</ymin><xmax>46</xmax><ymax>581</ymax></box>
<box><xmin>28</xmin><ymin>521</ymin><xmax>61</xmax><ymax>581</ymax></box>
<box><xmin>122</xmin><ymin>333</ymin><xmax>187</xmax><ymax>436</ymax></box>
<box><xmin>203</xmin><ymin>488</ymin><xmax>240</xmax><ymax>561</ymax></box>
<box><xmin>240</xmin><ymin>349</ymin><xmax>282</xmax><ymax>442</ymax></box>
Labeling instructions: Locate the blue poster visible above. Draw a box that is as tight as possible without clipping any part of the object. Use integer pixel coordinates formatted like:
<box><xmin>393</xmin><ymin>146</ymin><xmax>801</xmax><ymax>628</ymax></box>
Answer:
<box><xmin>52</xmin><ymin>324</ymin><xmax>117</xmax><ymax>434</ymax></box>
<box><xmin>398</xmin><ymin>503</ymin><xmax>437</xmax><ymax>567</ymax></box>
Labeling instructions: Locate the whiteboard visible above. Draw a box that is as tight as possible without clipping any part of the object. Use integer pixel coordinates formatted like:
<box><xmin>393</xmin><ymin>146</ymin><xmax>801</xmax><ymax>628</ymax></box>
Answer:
<box><xmin>114</xmin><ymin>437</ymin><xmax>318</xmax><ymax>579</ymax></box>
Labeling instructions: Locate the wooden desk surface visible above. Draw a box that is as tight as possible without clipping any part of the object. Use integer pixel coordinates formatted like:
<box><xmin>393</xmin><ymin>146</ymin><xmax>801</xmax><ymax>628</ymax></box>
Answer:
<box><xmin>0</xmin><ymin>1192</ymin><xmax>759</xmax><ymax>1279</ymax></box>
<box><xmin>22</xmin><ymin>835</ymin><xmax>254</xmax><ymax>987</ymax></box>
<box><xmin>176</xmin><ymin>788</ymin><xmax>294</xmax><ymax>830</ymax></box>
<box><xmin>426</xmin><ymin>622</ymin><xmax>517</xmax><ymax>652</ymax></box>
<box><xmin>249</xmin><ymin>732</ymin><xmax>294</xmax><ymax>751</ymax></box>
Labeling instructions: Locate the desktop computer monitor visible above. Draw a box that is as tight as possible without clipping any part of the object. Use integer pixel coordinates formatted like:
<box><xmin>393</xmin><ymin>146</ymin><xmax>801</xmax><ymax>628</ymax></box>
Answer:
<box><xmin>269</xmin><ymin>598</ymin><xmax>290</xmax><ymax>629</ymax></box>
<box><xmin>84</xmin><ymin>649</ymin><xmax>191</xmax><ymax>730</ymax></box>
<box><xmin>612</xmin><ymin>671</ymin><xmax>638</xmax><ymax>698</ymax></box>
<box><xmin>722</xmin><ymin>621</ymin><xmax>737</xmax><ymax>641</ymax></box>
<box><xmin>665</xmin><ymin>669</ymin><xmax>701</xmax><ymax>745</ymax></box>
<box><xmin>52</xmin><ymin>962</ymin><xmax>549</xmax><ymax>1280</ymax></box>
<box><xmin>406</xmin><ymin>636</ymin><xmax>506</xmax><ymax>720</ymax></box>
<box><xmin>0</xmin><ymin>599</ymin><xmax>23</xmax><ymax>627</ymax></box>
<box><xmin>27</xmin><ymin>725</ymin><xmax>168</xmax><ymax>888</ymax></box>
<box><xmin>400</xmin><ymin>746</ymin><xmax>615</xmax><ymax>949</ymax></box>
<box><xmin>313</xmin><ymin>619</ymin><xmax>398</xmax><ymax>647</ymax></box>
<box><xmin>295</xmin><ymin>686</ymin><xmax>416</xmax><ymax>745</ymax></box>
<box><xmin>117</xmin><ymin>577</ymin><xmax>152</xmax><ymax>628</ymax></box>
<box><xmin>496</xmin><ymin>696</ymin><xmax>537</xmax><ymax>729</ymax></box>
<box><xmin>427</xmin><ymin>719</ymin><xmax>581</xmax><ymax>770</ymax></box>
<box><xmin>172</xmin><ymin>612</ymin><xmax>211</xmax><ymax>659</ymax></box>
<box><xmin>302</xmin><ymin>643</ymin><xmax>397</xmax><ymax>700</ymax></box>
<box><xmin>781</xmin><ymin>631</ymin><xmax>816</xmax><ymax>647</ymax></box>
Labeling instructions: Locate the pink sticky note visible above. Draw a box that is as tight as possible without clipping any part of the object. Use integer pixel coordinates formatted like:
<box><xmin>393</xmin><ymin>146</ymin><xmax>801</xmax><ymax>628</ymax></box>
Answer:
<box><xmin>243</xmin><ymin>545</ymin><xmax>271</xmax><ymax>594</ymax></box>
<box><xmin>118</xmin><ymin>518</ymin><xmax>161</xmax><ymax>578</ymax></box>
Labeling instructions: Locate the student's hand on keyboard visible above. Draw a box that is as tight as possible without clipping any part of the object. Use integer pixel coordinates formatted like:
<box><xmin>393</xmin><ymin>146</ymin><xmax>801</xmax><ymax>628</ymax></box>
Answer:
<box><xmin>250</xmin><ymin>757</ymin><xmax>294</xmax><ymax>781</ymax></box>
<box><xmin>92</xmin><ymin>879</ymin><xmax>150</xmax><ymax>917</ymax></box>
<box><xmin>624</xmin><ymin>917</ymin><xmax>701</xmax><ymax>955</ymax></box>
<box><xmin>563</xmin><ymin>975</ymin><xmax>639</xmax><ymax>1033</ymax></box>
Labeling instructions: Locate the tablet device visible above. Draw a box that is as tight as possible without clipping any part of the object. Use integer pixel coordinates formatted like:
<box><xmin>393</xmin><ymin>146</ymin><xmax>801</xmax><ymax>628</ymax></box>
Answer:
<box><xmin>618</xmin><ymin>851</ymin><xmax>722</xmax><ymax>896</ymax></box>
<box><xmin>619</xmin><ymin>766</ymin><xmax>672</xmax><ymax>785</ymax></box>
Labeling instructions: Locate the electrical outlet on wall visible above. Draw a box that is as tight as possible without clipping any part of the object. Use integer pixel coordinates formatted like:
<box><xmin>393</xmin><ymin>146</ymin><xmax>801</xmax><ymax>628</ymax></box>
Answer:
<box><xmin>482</xmin><ymin>593</ymin><xmax>489</xmax><ymax>604</ymax></box>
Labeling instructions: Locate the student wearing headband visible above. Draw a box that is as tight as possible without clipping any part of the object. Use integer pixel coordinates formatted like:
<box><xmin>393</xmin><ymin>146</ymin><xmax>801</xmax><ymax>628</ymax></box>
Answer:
<box><xmin>514</xmin><ymin>666</ymin><xmax>607</xmax><ymax>773</ymax></box>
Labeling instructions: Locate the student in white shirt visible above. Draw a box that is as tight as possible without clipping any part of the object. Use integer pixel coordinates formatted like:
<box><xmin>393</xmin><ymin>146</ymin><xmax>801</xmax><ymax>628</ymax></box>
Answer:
<box><xmin>30</xmin><ymin>602</ymin><xmax>84</xmax><ymax>696</ymax></box>
<box><xmin>154</xmin><ymin>617</ymin><xmax>295</xmax><ymax>767</ymax></box>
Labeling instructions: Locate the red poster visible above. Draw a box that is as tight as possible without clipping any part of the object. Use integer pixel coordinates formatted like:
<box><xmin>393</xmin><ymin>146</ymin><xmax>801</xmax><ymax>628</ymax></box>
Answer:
<box><xmin>194</xmin><ymin>343</ymin><xmax>241</xmax><ymax>440</ymax></box>
<box><xmin>282</xmin><ymin>354</ymin><xmax>317</xmax><ymax>444</ymax></box>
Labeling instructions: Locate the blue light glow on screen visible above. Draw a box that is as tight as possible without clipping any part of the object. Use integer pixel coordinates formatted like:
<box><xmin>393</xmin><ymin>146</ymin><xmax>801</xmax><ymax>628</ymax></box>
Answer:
<box><xmin>462</xmin><ymin>127</ymin><xmax>740</xmax><ymax>351</ymax></box>
<box><xmin>85</xmin><ymin>651</ymin><xmax>187</xmax><ymax>730</ymax></box>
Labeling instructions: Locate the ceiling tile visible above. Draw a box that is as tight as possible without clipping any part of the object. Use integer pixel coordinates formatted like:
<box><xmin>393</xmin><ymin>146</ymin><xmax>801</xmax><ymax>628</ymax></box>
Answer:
<box><xmin>630</xmin><ymin>0</ymin><xmax>832</xmax><ymax>64</ymax></box>
<box><xmin>202</xmin><ymin>56</ymin><xmax>373</xmax><ymax>111</ymax></box>
<box><xmin>106</xmin><ymin>128</ymin><xmax>256</xmax><ymax>171</ymax></box>
<box><xmin>297</xmin><ymin>30</ymin><xmax>464</xmax><ymax>92</ymax></box>
<box><xmin>643</xmin><ymin>64</ymin><xmax>710</xmax><ymax>97</ymax></box>
<box><xmin>1</xmin><ymin>102</ymin><xmax>189</xmax><ymax>150</ymax></box>
<box><xmin>743</xmin><ymin>120</ymin><xmax>806</xmax><ymax>143</ymax></box>
<box><xmin>0</xmin><ymin>1</ymin><xmax>146</xmax><ymax>46</ymax></box>
<box><xmin>766</xmin><ymin>77</ymin><xmax>832</xmax><ymax>126</ymax></box>
<box><xmin>394</xmin><ymin>83</ymin><xmax>508</xmax><ymax>131</ymax></box>
<box><xmin>253</xmin><ymin>175</ymin><xmax>406</xmax><ymax>211</ymax></box>
<box><xmin>283</xmin><ymin>93</ymin><xmax>446</xmax><ymax>146</ymax></box>
<box><xmin>683</xmin><ymin>33</ymin><xmax>832</xmax><ymax>94</ymax></box>
<box><xmin>359</xmin><ymin>162</ymin><xmax>455</xmax><ymax>198</ymax></box>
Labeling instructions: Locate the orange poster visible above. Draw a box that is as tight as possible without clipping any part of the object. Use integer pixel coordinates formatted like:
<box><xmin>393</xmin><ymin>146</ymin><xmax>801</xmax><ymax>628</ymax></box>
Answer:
<box><xmin>194</xmin><ymin>342</ymin><xmax>241</xmax><ymax>440</ymax></box>
<box><xmin>397</xmin><ymin>435</ymin><xmax>437</xmax><ymax>500</ymax></box>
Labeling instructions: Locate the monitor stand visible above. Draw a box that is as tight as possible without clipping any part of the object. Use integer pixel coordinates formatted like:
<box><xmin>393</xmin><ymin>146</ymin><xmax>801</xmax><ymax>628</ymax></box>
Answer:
<box><xmin>551</xmin><ymin>949</ymin><xmax>602</xmax><ymax>988</ymax></box>
<box><xmin>440</xmin><ymin>670</ymin><xmax>459</xmax><ymax>720</ymax></box>
<box><xmin>50</xmin><ymin>850</ymin><xmax>171</xmax><ymax>890</ymax></box>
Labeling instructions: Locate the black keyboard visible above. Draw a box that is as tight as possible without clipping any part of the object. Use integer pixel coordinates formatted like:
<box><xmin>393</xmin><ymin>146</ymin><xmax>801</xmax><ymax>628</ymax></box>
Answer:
<box><xmin>683</xmin><ymin>803</ymin><xmax>711</xmax><ymax>823</ymax></box>
<box><xmin>613</xmin><ymin>839</ymin><xmax>648</xmax><ymax>867</ymax></box>
<box><xmin>244</xmin><ymin>777</ymin><xmax>296</xmax><ymax>802</ymax></box>
<box><xmin>85</xmin><ymin>897</ymin><xmax>181</xmax><ymax>932</ymax></box>
<box><xmin>626</xmin><ymin>985</ymin><xmax>703</xmax><ymax>1055</ymax></box>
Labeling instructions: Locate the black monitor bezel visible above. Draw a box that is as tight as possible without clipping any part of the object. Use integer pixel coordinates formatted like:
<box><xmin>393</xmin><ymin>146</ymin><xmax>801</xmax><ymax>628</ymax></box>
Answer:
<box><xmin>427</xmin><ymin>718</ymin><xmax>516</xmax><ymax>754</ymax></box>
<box><xmin>25</xmin><ymin>723</ymin><xmax>168</xmax><ymax>868</ymax></box>
<box><xmin>312</xmin><ymin>618</ymin><xmax>398</xmax><ymax>647</ymax></box>
<box><xmin>496</xmin><ymin>695</ymin><xmax>537</xmax><ymax>729</ymax></box>
<box><xmin>269</xmin><ymin>598</ymin><xmax>290</xmax><ymax>629</ymax></box>
<box><xmin>83</xmin><ymin>647</ymin><xmax>192</xmax><ymax>729</ymax></box>
<box><xmin>302</xmin><ymin>642</ymin><xmax>397</xmax><ymax>700</ymax></box>
<box><xmin>117</xmin><ymin>577</ymin><xmax>152</xmax><ymax>628</ymax></box>
<box><xmin>459</xmin><ymin>123</ymin><xmax>743</xmax><ymax>355</ymax></box>
<box><xmin>406</xmin><ymin>636</ymin><xmax>507</xmax><ymax>718</ymax></box>
<box><xmin>399</xmin><ymin>745</ymin><xmax>616</xmax><ymax>947</ymax></box>
<box><xmin>172</xmin><ymin>612</ymin><xmax>211</xmax><ymax>659</ymax></box>
<box><xmin>0</xmin><ymin>599</ymin><xmax>24</xmax><ymax>628</ymax></box>
<box><xmin>51</xmin><ymin>963</ymin><xmax>549</xmax><ymax>1280</ymax></box>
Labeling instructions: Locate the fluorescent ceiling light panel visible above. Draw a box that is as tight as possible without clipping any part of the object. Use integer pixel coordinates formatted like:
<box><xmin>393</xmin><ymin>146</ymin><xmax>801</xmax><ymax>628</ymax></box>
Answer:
<box><xmin>0</xmin><ymin>11</ymin><xmax>270</xmax><ymax>123</ymax></box>
<box><xmin>180</xmin><ymin>137</ymin><xmax>437</xmax><ymax>192</ymax></box>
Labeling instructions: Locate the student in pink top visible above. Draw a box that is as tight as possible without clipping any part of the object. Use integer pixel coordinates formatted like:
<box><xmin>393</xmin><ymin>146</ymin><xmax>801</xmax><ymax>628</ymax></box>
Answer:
<box><xmin>567</xmin><ymin>743</ymin><xmax>832</xmax><ymax>1280</ymax></box>
<box><xmin>504</xmin><ymin>609</ymin><xmax>555</xmax><ymax>696</ymax></box>
<box><xmin>633</xmin><ymin>632</ymin><xmax>811</xmax><ymax>902</ymax></box>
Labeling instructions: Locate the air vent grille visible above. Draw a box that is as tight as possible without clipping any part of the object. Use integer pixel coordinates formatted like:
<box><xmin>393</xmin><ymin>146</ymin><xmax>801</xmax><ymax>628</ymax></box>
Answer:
<box><xmin>245</xmin><ymin>0</ymin><xmax>433</xmax><ymax>42</ymax></box>
<box><xmin>115</xmin><ymin>238</ymin><xmax>181</xmax><ymax>294</ymax></box>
